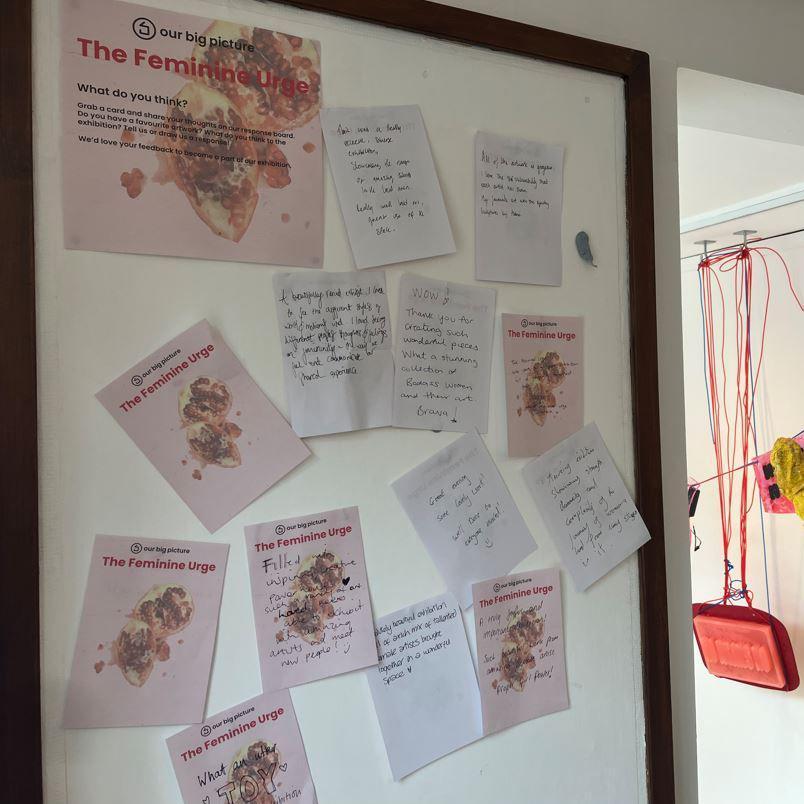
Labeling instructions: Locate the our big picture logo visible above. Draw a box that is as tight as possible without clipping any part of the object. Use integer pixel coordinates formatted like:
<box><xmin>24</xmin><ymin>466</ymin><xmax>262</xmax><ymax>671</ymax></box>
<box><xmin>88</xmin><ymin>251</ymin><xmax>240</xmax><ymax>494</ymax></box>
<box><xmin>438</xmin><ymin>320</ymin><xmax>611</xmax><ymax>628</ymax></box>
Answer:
<box><xmin>132</xmin><ymin>17</ymin><xmax>157</xmax><ymax>40</ymax></box>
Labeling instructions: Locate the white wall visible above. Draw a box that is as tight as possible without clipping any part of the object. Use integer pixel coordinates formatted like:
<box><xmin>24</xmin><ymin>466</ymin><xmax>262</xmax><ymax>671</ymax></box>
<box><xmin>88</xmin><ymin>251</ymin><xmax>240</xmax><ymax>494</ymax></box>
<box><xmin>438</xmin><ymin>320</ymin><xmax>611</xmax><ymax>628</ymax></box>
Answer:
<box><xmin>678</xmin><ymin>68</ymin><xmax>804</xmax><ymax>149</ymax></box>
<box><xmin>678</xmin><ymin>126</ymin><xmax>804</xmax><ymax>221</ymax></box>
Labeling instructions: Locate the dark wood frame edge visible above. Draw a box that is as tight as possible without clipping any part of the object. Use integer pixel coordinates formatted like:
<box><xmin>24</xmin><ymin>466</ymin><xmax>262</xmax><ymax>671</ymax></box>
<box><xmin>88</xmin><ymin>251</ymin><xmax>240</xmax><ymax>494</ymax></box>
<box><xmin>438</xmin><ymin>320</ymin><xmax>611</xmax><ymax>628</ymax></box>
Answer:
<box><xmin>2</xmin><ymin>0</ymin><xmax>42</xmax><ymax>802</ymax></box>
<box><xmin>6</xmin><ymin>0</ymin><xmax>672</xmax><ymax>801</ymax></box>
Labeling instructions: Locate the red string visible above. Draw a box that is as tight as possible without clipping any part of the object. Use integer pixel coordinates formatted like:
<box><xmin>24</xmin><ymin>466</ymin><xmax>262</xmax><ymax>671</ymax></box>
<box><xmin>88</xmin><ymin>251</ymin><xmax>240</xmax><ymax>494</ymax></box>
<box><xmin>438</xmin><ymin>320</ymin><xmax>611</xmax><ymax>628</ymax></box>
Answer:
<box><xmin>754</xmin><ymin>246</ymin><xmax>804</xmax><ymax>312</ymax></box>
<box><xmin>696</xmin><ymin>241</ymin><xmax>804</xmax><ymax>605</ymax></box>
<box><xmin>687</xmin><ymin>425</ymin><xmax>804</xmax><ymax>487</ymax></box>
<box><xmin>697</xmin><ymin>245</ymin><xmax>776</xmax><ymax>607</ymax></box>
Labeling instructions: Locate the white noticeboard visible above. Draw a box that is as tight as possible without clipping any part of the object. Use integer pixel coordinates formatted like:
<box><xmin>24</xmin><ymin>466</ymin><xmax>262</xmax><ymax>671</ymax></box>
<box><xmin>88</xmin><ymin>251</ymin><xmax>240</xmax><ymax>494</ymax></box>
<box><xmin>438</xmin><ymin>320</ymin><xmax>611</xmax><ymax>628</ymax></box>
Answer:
<box><xmin>34</xmin><ymin>0</ymin><xmax>645</xmax><ymax>802</ymax></box>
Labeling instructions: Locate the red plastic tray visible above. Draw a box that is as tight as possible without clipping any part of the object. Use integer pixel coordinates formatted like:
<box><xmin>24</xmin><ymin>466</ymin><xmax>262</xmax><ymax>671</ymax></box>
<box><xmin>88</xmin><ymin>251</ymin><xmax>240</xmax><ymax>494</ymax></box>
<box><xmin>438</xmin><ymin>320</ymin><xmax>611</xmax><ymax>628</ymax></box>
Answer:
<box><xmin>692</xmin><ymin>603</ymin><xmax>799</xmax><ymax>691</ymax></box>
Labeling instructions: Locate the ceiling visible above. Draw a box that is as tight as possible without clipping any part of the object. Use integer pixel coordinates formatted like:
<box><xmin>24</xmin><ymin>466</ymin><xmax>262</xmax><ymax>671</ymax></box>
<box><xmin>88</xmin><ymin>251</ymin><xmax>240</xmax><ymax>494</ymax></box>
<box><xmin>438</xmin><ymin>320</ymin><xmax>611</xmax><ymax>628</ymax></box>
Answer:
<box><xmin>677</xmin><ymin>69</ymin><xmax>804</xmax><ymax>227</ymax></box>
<box><xmin>678</xmin><ymin>68</ymin><xmax>804</xmax><ymax>148</ymax></box>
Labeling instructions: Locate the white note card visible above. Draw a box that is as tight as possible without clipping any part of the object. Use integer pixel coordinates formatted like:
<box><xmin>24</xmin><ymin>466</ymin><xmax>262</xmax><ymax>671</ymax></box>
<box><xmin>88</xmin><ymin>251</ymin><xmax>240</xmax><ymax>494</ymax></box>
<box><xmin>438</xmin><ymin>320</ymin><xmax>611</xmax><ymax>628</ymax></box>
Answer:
<box><xmin>366</xmin><ymin>592</ymin><xmax>482</xmax><ymax>780</ymax></box>
<box><xmin>522</xmin><ymin>422</ymin><xmax>650</xmax><ymax>591</ymax></box>
<box><xmin>475</xmin><ymin>131</ymin><xmax>564</xmax><ymax>285</ymax></box>
<box><xmin>393</xmin><ymin>274</ymin><xmax>495</xmax><ymax>433</ymax></box>
<box><xmin>273</xmin><ymin>270</ymin><xmax>393</xmax><ymax>437</ymax></box>
<box><xmin>321</xmin><ymin>105</ymin><xmax>456</xmax><ymax>269</ymax></box>
<box><xmin>393</xmin><ymin>432</ymin><xmax>536</xmax><ymax>609</ymax></box>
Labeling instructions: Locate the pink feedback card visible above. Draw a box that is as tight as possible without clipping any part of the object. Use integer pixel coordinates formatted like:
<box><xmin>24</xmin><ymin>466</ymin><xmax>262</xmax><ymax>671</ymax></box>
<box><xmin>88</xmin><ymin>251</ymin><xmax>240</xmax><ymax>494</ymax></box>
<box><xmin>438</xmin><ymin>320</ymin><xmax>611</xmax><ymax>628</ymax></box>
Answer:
<box><xmin>64</xmin><ymin>534</ymin><xmax>228</xmax><ymax>728</ymax></box>
<box><xmin>472</xmin><ymin>568</ymin><xmax>569</xmax><ymax>735</ymax></box>
<box><xmin>167</xmin><ymin>691</ymin><xmax>317</xmax><ymax>804</ymax></box>
<box><xmin>245</xmin><ymin>506</ymin><xmax>379</xmax><ymax>691</ymax></box>
<box><xmin>502</xmin><ymin>314</ymin><xmax>583</xmax><ymax>458</ymax></box>
<box><xmin>97</xmin><ymin>320</ymin><xmax>309</xmax><ymax>532</ymax></box>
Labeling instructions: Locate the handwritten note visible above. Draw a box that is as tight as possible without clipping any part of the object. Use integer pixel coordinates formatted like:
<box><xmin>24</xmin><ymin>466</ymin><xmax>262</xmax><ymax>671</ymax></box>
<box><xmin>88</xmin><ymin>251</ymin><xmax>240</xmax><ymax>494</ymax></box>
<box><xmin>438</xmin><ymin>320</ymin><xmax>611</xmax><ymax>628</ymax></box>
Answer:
<box><xmin>393</xmin><ymin>274</ymin><xmax>495</xmax><ymax>433</ymax></box>
<box><xmin>475</xmin><ymin>131</ymin><xmax>564</xmax><ymax>285</ymax></box>
<box><xmin>472</xmin><ymin>568</ymin><xmax>569</xmax><ymax>735</ymax></box>
<box><xmin>245</xmin><ymin>507</ymin><xmax>378</xmax><ymax>691</ymax></box>
<box><xmin>321</xmin><ymin>105</ymin><xmax>455</xmax><ymax>269</ymax></box>
<box><xmin>522</xmin><ymin>423</ymin><xmax>651</xmax><ymax>591</ymax></box>
<box><xmin>392</xmin><ymin>432</ymin><xmax>536</xmax><ymax>609</ymax></box>
<box><xmin>273</xmin><ymin>271</ymin><xmax>393</xmax><ymax>437</ymax></box>
<box><xmin>502</xmin><ymin>314</ymin><xmax>583</xmax><ymax>457</ymax></box>
<box><xmin>366</xmin><ymin>592</ymin><xmax>482</xmax><ymax>780</ymax></box>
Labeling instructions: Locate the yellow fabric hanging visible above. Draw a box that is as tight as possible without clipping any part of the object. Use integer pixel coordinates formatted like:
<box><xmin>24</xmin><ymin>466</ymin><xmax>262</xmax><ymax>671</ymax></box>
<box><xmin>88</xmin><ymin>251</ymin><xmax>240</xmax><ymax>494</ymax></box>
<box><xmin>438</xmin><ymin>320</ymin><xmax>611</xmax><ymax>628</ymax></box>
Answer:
<box><xmin>771</xmin><ymin>437</ymin><xmax>804</xmax><ymax>521</ymax></box>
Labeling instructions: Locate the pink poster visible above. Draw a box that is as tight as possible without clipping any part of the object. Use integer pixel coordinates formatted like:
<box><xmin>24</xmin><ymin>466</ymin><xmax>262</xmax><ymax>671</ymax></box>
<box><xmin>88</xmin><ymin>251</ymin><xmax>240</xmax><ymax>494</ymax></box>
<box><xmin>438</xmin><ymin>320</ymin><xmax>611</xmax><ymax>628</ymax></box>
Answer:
<box><xmin>245</xmin><ymin>507</ymin><xmax>379</xmax><ymax>691</ymax></box>
<box><xmin>64</xmin><ymin>534</ymin><xmax>228</xmax><ymax>729</ymax></box>
<box><xmin>472</xmin><ymin>568</ymin><xmax>569</xmax><ymax>735</ymax></box>
<box><xmin>96</xmin><ymin>320</ymin><xmax>310</xmax><ymax>532</ymax></box>
<box><xmin>167</xmin><ymin>691</ymin><xmax>317</xmax><ymax>804</ymax></box>
<box><xmin>501</xmin><ymin>314</ymin><xmax>583</xmax><ymax>458</ymax></box>
<box><xmin>61</xmin><ymin>0</ymin><xmax>323</xmax><ymax>267</ymax></box>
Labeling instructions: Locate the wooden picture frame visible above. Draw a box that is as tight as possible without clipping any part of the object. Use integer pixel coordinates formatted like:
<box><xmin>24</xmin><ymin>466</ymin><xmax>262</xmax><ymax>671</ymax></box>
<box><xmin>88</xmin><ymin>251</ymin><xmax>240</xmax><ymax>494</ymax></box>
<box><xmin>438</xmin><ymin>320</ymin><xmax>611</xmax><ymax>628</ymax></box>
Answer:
<box><xmin>3</xmin><ymin>0</ymin><xmax>673</xmax><ymax>800</ymax></box>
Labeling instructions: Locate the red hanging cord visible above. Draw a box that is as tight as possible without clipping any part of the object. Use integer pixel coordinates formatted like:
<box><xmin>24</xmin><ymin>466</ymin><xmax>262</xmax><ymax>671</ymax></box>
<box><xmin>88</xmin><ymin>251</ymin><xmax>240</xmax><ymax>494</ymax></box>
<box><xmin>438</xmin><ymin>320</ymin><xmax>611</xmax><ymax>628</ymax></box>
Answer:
<box><xmin>697</xmin><ymin>245</ymin><xmax>775</xmax><ymax>608</ymax></box>
<box><xmin>692</xmin><ymin>244</ymin><xmax>803</xmax><ymax>692</ymax></box>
